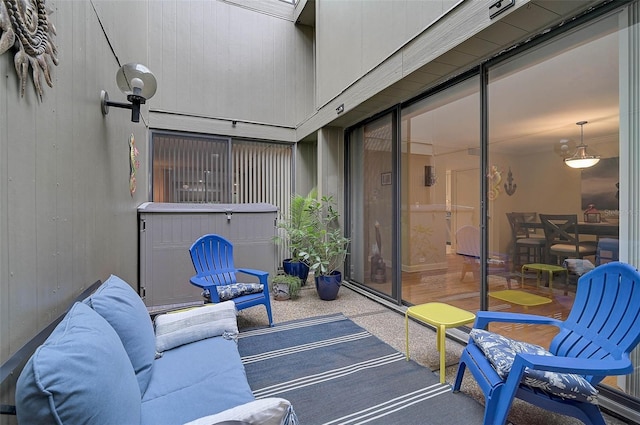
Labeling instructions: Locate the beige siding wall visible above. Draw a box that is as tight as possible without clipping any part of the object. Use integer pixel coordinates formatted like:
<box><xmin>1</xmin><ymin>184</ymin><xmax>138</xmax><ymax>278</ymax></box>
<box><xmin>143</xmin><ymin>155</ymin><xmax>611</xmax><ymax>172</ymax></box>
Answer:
<box><xmin>0</xmin><ymin>0</ymin><xmax>315</xmax><ymax>368</ymax></box>
<box><xmin>305</xmin><ymin>0</ymin><xmax>601</xmax><ymax>140</ymax></box>
<box><xmin>147</xmin><ymin>0</ymin><xmax>315</xmax><ymax>139</ymax></box>
<box><xmin>0</xmin><ymin>0</ymin><xmax>150</xmax><ymax>365</ymax></box>
<box><xmin>315</xmin><ymin>0</ymin><xmax>457</xmax><ymax>109</ymax></box>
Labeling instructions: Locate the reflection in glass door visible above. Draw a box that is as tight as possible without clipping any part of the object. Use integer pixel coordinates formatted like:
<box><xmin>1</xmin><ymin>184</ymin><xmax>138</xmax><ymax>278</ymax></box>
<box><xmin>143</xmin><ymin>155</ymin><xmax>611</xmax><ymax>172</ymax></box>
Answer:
<box><xmin>348</xmin><ymin>115</ymin><xmax>394</xmax><ymax>298</ymax></box>
<box><xmin>400</xmin><ymin>77</ymin><xmax>481</xmax><ymax>311</ymax></box>
<box><xmin>487</xmin><ymin>12</ymin><xmax>623</xmax><ymax>392</ymax></box>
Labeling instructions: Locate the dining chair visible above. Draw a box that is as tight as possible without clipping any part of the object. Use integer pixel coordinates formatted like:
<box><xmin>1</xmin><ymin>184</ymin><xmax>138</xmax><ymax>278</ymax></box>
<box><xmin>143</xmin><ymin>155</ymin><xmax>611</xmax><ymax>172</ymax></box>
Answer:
<box><xmin>456</xmin><ymin>225</ymin><xmax>481</xmax><ymax>281</ymax></box>
<box><xmin>455</xmin><ymin>225</ymin><xmax>514</xmax><ymax>286</ymax></box>
<box><xmin>189</xmin><ymin>234</ymin><xmax>274</xmax><ymax>326</ymax></box>
<box><xmin>595</xmin><ymin>237</ymin><xmax>619</xmax><ymax>265</ymax></box>
<box><xmin>539</xmin><ymin>214</ymin><xmax>597</xmax><ymax>265</ymax></box>
<box><xmin>506</xmin><ymin>212</ymin><xmax>546</xmax><ymax>271</ymax></box>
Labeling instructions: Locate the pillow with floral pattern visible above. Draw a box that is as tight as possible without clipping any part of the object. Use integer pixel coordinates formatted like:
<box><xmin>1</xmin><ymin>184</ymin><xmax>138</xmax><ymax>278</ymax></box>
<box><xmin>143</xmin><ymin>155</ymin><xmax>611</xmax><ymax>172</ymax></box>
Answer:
<box><xmin>470</xmin><ymin>329</ymin><xmax>598</xmax><ymax>404</ymax></box>
<box><xmin>217</xmin><ymin>283</ymin><xmax>264</xmax><ymax>301</ymax></box>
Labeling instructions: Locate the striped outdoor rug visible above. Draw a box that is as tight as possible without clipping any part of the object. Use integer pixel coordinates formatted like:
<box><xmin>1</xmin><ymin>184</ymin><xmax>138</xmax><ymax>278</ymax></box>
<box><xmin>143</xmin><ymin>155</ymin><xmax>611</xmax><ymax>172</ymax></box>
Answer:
<box><xmin>237</xmin><ymin>314</ymin><xmax>485</xmax><ymax>425</ymax></box>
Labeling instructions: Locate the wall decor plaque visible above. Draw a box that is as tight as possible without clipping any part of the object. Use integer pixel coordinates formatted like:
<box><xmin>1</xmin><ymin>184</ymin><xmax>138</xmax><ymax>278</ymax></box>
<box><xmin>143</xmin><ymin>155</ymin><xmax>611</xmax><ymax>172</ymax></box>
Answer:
<box><xmin>0</xmin><ymin>0</ymin><xmax>58</xmax><ymax>100</ymax></box>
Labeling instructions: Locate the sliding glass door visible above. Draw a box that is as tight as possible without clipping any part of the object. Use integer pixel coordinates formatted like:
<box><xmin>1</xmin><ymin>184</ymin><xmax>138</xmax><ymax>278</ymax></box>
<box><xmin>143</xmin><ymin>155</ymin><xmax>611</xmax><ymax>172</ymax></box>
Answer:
<box><xmin>348</xmin><ymin>115</ymin><xmax>395</xmax><ymax>299</ymax></box>
<box><xmin>345</xmin><ymin>1</ymin><xmax>640</xmax><ymax>406</ymax></box>
<box><xmin>399</xmin><ymin>78</ymin><xmax>481</xmax><ymax>310</ymax></box>
<box><xmin>487</xmin><ymin>10</ymin><xmax>623</xmax><ymax>393</ymax></box>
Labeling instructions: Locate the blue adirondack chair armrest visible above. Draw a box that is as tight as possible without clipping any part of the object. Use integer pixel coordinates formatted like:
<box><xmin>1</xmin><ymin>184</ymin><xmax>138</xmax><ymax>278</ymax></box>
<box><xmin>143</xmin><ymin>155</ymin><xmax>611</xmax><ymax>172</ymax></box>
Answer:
<box><xmin>236</xmin><ymin>268</ymin><xmax>270</xmax><ymax>298</ymax></box>
<box><xmin>473</xmin><ymin>311</ymin><xmax>563</xmax><ymax>329</ymax></box>
<box><xmin>512</xmin><ymin>352</ymin><xmax>634</xmax><ymax>376</ymax></box>
<box><xmin>236</xmin><ymin>268</ymin><xmax>269</xmax><ymax>283</ymax></box>
<box><xmin>189</xmin><ymin>275</ymin><xmax>222</xmax><ymax>302</ymax></box>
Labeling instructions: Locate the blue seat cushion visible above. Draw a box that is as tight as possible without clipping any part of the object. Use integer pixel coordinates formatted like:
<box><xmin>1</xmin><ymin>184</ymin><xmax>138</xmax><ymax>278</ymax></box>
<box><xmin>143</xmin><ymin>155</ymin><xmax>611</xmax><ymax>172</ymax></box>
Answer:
<box><xmin>16</xmin><ymin>302</ymin><xmax>141</xmax><ymax>424</ymax></box>
<box><xmin>217</xmin><ymin>282</ymin><xmax>263</xmax><ymax>301</ymax></box>
<box><xmin>470</xmin><ymin>329</ymin><xmax>598</xmax><ymax>404</ymax></box>
<box><xmin>141</xmin><ymin>336</ymin><xmax>255</xmax><ymax>425</ymax></box>
<box><xmin>84</xmin><ymin>274</ymin><xmax>156</xmax><ymax>395</ymax></box>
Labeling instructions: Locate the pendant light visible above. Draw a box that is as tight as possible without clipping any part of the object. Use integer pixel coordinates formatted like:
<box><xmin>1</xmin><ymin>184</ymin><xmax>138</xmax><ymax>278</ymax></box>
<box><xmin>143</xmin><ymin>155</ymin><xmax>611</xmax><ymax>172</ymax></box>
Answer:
<box><xmin>564</xmin><ymin>121</ymin><xmax>600</xmax><ymax>169</ymax></box>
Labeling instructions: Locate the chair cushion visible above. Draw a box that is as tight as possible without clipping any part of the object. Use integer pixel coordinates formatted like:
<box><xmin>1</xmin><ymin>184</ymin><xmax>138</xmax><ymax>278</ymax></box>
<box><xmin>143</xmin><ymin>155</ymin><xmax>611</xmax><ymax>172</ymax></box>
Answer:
<box><xmin>549</xmin><ymin>243</ymin><xmax>597</xmax><ymax>255</ymax></box>
<box><xmin>84</xmin><ymin>274</ymin><xmax>156</xmax><ymax>395</ymax></box>
<box><xmin>217</xmin><ymin>282</ymin><xmax>264</xmax><ymax>301</ymax></box>
<box><xmin>470</xmin><ymin>329</ymin><xmax>598</xmax><ymax>404</ymax></box>
<box><xmin>16</xmin><ymin>302</ymin><xmax>141</xmax><ymax>424</ymax></box>
<box><xmin>516</xmin><ymin>238</ymin><xmax>546</xmax><ymax>246</ymax></box>
<box><xmin>155</xmin><ymin>301</ymin><xmax>238</xmax><ymax>353</ymax></box>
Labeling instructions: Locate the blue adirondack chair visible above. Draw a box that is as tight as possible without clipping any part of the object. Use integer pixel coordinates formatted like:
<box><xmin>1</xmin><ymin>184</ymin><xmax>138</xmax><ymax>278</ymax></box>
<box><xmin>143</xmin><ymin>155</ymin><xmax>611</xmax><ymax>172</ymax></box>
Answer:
<box><xmin>453</xmin><ymin>261</ymin><xmax>640</xmax><ymax>425</ymax></box>
<box><xmin>189</xmin><ymin>234</ymin><xmax>274</xmax><ymax>327</ymax></box>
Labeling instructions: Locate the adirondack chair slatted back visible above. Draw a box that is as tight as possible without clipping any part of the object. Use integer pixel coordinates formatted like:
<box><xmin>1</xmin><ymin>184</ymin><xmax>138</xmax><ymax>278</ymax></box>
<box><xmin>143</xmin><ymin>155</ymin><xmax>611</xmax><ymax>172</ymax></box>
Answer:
<box><xmin>190</xmin><ymin>235</ymin><xmax>238</xmax><ymax>286</ymax></box>
<box><xmin>188</xmin><ymin>233</ymin><xmax>274</xmax><ymax>326</ymax></box>
<box><xmin>550</xmin><ymin>262</ymin><xmax>640</xmax><ymax>384</ymax></box>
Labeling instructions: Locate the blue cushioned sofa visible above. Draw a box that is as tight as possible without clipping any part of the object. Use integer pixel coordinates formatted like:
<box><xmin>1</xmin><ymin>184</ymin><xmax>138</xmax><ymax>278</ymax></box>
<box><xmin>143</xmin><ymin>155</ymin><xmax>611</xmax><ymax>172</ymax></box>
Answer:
<box><xmin>14</xmin><ymin>275</ymin><xmax>296</xmax><ymax>425</ymax></box>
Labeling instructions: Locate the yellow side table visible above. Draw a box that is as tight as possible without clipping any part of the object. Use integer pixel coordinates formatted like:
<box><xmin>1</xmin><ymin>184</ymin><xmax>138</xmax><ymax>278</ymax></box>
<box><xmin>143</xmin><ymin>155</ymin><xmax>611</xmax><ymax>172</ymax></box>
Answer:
<box><xmin>489</xmin><ymin>289</ymin><xmax>552</xmax><ymax>310</ymax></box>
<box><xmin>405</xmin><ymin>302</ymin><xmax>476</xmax><ymax>384</ymax></box>
<box><xmin>521</xmin><ymin>263</ymin><xmax>568</xmax><ymax>293</ymax></box>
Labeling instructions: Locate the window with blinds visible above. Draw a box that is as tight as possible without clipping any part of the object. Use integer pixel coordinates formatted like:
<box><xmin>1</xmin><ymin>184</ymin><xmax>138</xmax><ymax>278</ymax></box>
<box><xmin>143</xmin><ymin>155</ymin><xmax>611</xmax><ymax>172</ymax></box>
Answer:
<box><xmin>151</xmin><ymin>131</ymin><xmax>292</xmax><ymax>211</ymax></box>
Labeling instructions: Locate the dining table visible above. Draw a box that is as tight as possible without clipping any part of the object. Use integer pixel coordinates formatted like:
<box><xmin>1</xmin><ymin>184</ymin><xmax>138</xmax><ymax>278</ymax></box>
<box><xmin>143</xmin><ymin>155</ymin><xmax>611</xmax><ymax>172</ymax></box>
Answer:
<box><xmin>522</xmin><ymin>220</ymin><xmax>619</xmax><ymax>238</ymax></box>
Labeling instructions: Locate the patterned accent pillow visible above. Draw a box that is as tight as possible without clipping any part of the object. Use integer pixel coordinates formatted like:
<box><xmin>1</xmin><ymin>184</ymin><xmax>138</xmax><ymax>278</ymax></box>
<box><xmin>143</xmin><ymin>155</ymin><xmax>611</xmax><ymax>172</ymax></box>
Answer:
<box><xmin>217</xmin><ymin>283</ymin><xmax>264</xmax><ymax>301</ymax></box>
<box><xmin>470</xmin><ymin>329</ymin><xmax>598</xmax><ymax>404</ymax></box>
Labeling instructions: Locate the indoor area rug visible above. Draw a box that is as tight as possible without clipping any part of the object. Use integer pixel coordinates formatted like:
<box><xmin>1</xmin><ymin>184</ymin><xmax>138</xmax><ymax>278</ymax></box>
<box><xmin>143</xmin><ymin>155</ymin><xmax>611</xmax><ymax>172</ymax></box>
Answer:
<box><xmin>237</xmin><ymin>314</ymin><xmax>485</xmax><ymax>425</ymax></box>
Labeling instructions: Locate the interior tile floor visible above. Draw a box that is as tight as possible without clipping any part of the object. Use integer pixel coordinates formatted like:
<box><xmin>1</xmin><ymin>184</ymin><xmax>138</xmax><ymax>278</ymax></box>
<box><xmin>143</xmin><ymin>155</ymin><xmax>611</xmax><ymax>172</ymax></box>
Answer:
<box><xmin>236</xmin><ymin>282</ymin><xmax>631</xmax><ymax>425</ymax></box>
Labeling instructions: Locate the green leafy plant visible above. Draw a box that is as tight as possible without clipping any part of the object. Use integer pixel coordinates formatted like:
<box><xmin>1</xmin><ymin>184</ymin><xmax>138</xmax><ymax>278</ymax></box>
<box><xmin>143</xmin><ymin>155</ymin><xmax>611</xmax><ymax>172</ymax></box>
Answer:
<box><xmin>270</xmin><ymin>273</ymin><xmax>302</xmax><ymax>300</ymax></box>
<box><xmin>274</xmin><ymin>190</ymin><xmax>317</xmax><ymax>263</ymax></box>
<box><xmin>298</xmin><ymin>195</ymin><xmax>350</xmax><ymax>276</ymax></box>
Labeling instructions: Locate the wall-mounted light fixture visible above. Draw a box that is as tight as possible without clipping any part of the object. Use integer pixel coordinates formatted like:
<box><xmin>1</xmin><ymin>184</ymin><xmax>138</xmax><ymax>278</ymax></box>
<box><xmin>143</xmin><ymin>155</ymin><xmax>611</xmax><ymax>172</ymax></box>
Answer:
<box><xmin>564</xmin><ymin>121</ymin><xmax>600</xmax><ymax>169</ymax></box>
<box><xmin>101</xmin><ymin>63</ymin><xmax>157</xmax><ymax>123</ymax></box>
<box><xmin>425</xmin><ymin>165</ymin><xmax>437</xmax><ymax>186</ymax></box>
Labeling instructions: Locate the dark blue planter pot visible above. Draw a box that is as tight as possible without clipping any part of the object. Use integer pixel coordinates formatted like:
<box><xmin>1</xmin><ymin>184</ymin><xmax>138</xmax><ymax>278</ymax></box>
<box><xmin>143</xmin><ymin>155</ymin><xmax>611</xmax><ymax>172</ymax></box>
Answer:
<box><xmin>315</xmin><ymin>271</ymin><xmax>342</xmax><ymax>301</ymax></box>
<box><xmin>283</xmin><ymin>259</ymin><xmax>310</xmax><ymax>286</ymax></box>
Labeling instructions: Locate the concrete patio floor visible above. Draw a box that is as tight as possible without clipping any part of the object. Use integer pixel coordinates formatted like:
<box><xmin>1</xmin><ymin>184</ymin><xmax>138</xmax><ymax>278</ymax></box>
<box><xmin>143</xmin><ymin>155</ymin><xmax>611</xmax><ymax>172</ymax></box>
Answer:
<box><xmin>236</xmin><ymin>282</ymin><xmax>630</xmax><ymax>425</ymax></box>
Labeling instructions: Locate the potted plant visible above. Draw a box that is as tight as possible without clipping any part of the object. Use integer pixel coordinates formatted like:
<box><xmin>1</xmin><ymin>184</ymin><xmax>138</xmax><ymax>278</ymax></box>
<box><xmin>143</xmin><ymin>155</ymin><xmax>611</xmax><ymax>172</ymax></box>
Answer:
<box><xmin>298</xmin><ymin>195</ymin><xmax>350</xmax><ymax>301</ymax></box>
<box><xmin>274</xmin><ymin>190</ymin><xmax>317</xmax><ymax>285</ymax></box>
<box><xmin>270</xmin><ymin>273</ymin><xmax>302</xmax><ymax>301</ymax></box>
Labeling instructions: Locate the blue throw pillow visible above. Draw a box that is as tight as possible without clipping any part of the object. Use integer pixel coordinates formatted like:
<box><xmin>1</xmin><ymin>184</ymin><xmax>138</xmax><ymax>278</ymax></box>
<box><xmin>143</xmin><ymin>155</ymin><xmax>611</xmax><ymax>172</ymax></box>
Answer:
<box><xmin>217</xmin><ymin>283</ymin><xmax>264</xmax><ymax>301</ymax></box>
<box><xmin>16</xmin><ymin>302</ymin><xmax>141</xmax><ymax>424</ymax></box>
<box><xmin>84</xmin><ymin>274</ymin><xmax>156</xmax><ymax>395</ymax></box>
<box><xmin>470</xmin><ymin>329</ymin><xmax>598</xmax><ymax>404</ymax></box>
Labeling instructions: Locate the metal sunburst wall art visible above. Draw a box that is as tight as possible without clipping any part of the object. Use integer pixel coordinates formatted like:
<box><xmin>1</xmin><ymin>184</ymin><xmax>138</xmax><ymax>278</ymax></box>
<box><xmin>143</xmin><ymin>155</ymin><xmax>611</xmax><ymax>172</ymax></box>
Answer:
<box><xmin>0</xmin><ymin>0</ymin><xmax>58</xmax><ymax>100</ymax></box>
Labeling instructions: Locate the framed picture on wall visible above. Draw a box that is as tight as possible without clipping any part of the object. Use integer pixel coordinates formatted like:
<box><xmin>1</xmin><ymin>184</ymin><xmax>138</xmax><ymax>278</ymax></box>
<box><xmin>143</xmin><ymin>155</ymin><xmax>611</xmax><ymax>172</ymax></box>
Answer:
<box><xmin>381</xmin><ymin>172</ymin><xmax>392</xmax><ymax>186</ymax></box>
<box><xmin>581</xmin><ymin>157</ymin><xmax>619</xmax><ymax>213</ymax></box>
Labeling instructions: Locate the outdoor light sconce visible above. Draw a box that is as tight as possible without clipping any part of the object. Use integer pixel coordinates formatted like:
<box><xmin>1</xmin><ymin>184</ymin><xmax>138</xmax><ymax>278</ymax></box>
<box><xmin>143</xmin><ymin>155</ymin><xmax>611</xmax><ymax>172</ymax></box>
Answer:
<box><xmin>101</xmin><ymin>63</ymin><xmax>157</xmax><ymax>123</ymax></box>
